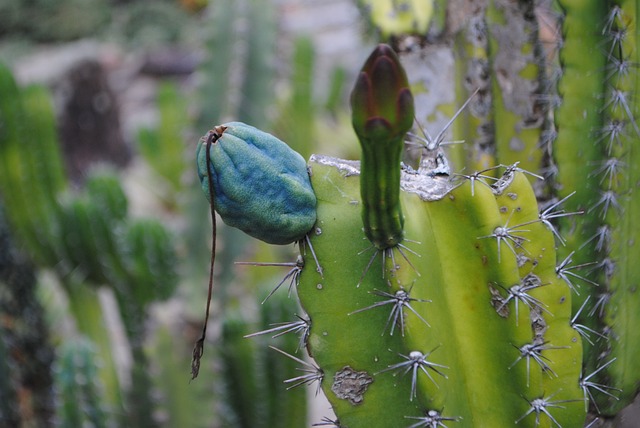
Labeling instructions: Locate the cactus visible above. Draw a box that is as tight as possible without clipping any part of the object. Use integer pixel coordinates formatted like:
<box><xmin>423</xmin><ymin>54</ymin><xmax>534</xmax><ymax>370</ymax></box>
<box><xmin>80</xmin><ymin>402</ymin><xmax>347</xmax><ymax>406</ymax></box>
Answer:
<box><xmin>196</xmin><ymin>44</ymin><xmax>588</xmax><ymax>427</ymax></box>
<box><xmin>552</xmin><ymin>0</ymin><xmax>640</xmax><ymax>418</ymax></box>
<box><xmin>55</xmin><ymin>339</ymin><xmax>109</xmax><ymax>428</ymax></box>
<box><xmin>195</xmin><ymin>9</ymin><xmax>639</xmax><ymax>418</ymax></box>
<box><xmin>298</xmin><ymin>156</ymin><xmax>585</xmax><ymax>427</ymax></box>
<box><xmin>196</xmin><ymin>0</ymin><xmax>276</xmax><ymax>131</ymax></box>
<box><xmin>272</xmin><ymin>37</ymin><xmax>317</xmax><ymax>161</ymax></box>
<box><xmin>137</xmin><ymin>82</ymin><xmax>190</xmax><ymax>208</ymax></box>
<box><xmin>218</xmin><ymin>286</ymin><xmax>307</xmax><ymax>428</ymax></box>
<box><xmin>295</xmin><ymin>45</ymin><xmax>584</xmax><ymax>427</ymax></box>
<box><xmin>362</xmin><ymin>1</ymin><xmax>640</xmax><ymax>421</ymax></box>
<box><xmin>0</xmin><ymin>204</ymin><xmax>55</xmax><ymax>427</ymax></box>
<box><xmin>0</xmin><ymin>63</ymin><xmax>179</xmax><ymax>424</ymax></box>
<box><xmin>484</xmin><ymin>0</ymin><xmax>547</xmax><ymax>176</ymax></box>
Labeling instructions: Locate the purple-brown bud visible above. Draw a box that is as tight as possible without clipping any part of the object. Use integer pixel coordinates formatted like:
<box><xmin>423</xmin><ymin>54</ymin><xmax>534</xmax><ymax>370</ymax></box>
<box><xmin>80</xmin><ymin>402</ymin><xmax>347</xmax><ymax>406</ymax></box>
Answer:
<box><xmin>350</xmin><ymin>44</ymin><xmax>415</xmax><ymax>142</ymax></box>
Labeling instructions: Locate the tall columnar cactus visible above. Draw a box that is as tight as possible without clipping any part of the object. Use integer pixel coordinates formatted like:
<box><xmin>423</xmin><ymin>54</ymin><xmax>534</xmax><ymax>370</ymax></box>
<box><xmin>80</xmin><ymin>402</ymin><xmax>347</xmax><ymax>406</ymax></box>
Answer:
<box><xmin>55</xmin><ymin>339</ymin><xmax>108</xmax><ymax>428</ymax></box>
<box><xmin>197</xmin><ymin>0</ymin><xmax>276</xmax><ymax>131</ymax></box>
<box><xmin>217</xmin><ymin>286</ymin><xmax>307</xmax><ymax>428</ymax></box>
<box><xmin>0</xmin><ymin>204</ymin><xmax>55</xmax><ymax>427</ymax></box>
<box><xmin>552</xmin><ymin>0</ymin><xmax>640</xmax><ymax>417</ymax></box>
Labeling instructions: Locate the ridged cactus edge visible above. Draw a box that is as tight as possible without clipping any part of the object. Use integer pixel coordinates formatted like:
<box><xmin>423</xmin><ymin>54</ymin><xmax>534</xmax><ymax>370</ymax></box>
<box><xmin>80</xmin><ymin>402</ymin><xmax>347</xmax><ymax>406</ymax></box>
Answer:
<box><xmin>554</xmin><ymin>0</ymin><xmax>640</xmax><ymax>417</ymax></box>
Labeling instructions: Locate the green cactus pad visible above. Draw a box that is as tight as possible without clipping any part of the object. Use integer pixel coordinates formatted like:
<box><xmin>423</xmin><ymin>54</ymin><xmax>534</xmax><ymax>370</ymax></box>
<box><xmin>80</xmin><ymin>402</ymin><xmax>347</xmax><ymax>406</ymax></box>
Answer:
<box><xmin>297</xmin><ymin>155</ymin><xmax>585</xmax><ymax>427</ymax></box>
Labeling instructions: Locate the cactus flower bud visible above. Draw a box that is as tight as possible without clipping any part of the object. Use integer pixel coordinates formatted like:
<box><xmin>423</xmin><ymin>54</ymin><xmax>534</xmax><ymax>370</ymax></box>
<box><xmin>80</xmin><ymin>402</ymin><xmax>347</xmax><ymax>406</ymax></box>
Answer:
<box><xmin>351</xmin><ymin>44</ymin><xmax>415</xmax><ymax>142</ymax></box>
<box><xmin>350</xmin><ymin>44</ymin><xmax>415</xmax><ymax>249</ymax></box>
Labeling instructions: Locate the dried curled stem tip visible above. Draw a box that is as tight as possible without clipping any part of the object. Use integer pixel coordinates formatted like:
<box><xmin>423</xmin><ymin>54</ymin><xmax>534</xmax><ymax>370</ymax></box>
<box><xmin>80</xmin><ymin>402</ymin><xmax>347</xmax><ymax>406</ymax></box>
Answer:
<box><xmin>191</xmin><ymin>338</ymin><xmax>205</xmax><ymax>380</ymax></box>
<box><xmin>212</xmin><ymin>124</ymin><xmax>228</xmax><ymax>136</ymax></box>
<box><xmin>191</xmin><ymin>129</ymin><xmax>220</xmax><ymax>381</ymax></box>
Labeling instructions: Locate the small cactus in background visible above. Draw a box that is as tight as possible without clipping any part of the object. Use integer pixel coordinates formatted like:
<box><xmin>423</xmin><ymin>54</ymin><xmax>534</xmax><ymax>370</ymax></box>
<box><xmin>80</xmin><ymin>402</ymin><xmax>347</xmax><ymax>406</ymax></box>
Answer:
<box><xmin>0</xmin><ymin>63</ymin><xmax>179</xmax><ymax>425</ymax></box>
<box><xmin>55</xmin><ymin>339</ymin><xmax>108</xmax><ymax>428</ymax></box>
<box><xmin>218</xmin><ymin>286</ymin><xmax>307</xmax><ymax>428</ymax></box>
<box><xmin>0</xmin><ymin>204</ymin><xmax>55</xmax><ymax>427</ymax></box>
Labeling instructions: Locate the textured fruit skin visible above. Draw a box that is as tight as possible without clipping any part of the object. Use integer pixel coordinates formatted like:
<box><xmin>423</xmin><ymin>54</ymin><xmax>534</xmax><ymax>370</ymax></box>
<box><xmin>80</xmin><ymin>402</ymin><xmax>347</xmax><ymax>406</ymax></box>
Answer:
<box><xmin>196</xmin><ymin>121</ymin><xmax>317</xmax><ymax>245</ymax></box>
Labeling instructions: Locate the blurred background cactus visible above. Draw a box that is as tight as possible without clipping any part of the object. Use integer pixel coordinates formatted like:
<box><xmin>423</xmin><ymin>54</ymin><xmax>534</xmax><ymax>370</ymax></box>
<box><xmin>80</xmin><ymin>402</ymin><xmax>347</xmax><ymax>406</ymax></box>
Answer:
<box><xmin>2</xmin><ymin>0</ymin><xmax>640</xmax><ymax>427</ymax></box>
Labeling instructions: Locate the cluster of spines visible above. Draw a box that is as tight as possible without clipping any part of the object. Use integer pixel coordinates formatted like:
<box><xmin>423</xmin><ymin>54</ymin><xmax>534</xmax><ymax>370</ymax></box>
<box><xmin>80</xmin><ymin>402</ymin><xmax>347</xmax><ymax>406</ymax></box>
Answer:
<box><xmin>465</xmin><ymin>165</ymin><xmax>584</xmax><ymax>426</ymax></box>
<box><xmin>217</xmin><ymin>287</ymin><xmax>309</xmax><ymax>428</ymax></box>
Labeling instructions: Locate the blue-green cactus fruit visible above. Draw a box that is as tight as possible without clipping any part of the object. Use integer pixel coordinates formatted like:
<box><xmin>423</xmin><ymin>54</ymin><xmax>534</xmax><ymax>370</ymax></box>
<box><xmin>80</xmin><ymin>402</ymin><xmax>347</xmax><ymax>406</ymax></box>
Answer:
<box><xmin>196</xmin><ymin>121</ymin><xmax>317</xmax><ymax>245</ymax></box>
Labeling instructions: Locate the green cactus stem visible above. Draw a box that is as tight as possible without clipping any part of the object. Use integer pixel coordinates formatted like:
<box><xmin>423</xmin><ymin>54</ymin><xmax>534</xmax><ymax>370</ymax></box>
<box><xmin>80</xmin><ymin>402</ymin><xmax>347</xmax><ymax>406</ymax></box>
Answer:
<box><xmin>356</xmin><ymin>0</ymin><xmax>434</xmax><ymax>38</ymax></box>
<box><xmin>0</xmin><ymin>66</ymin><xmax>66</xmax><ymax>266</ymax></box>
<box><xmin>197</xmin><ymin>0</ymin><xmax>276</xmax><ymax>131</ymax></box>
<box><xmin>452</xmin><ymin>5</ymin><xmax>495</xmax><ymax>173</ymax></box>
<box><xmin>219</xmin><ymin>286</ymin><xmax>307</xmax><ymax>428</ymax></box>
<box><xmin>485</xmin><ymin>0</ymin><xmax>547</xmax><ymax>177</ymax></box>
<box><xmin>550</xmin><ymin>0</ymin><xmax>640</xmax><ymax>417</ymax></box>
<box><xmin>0</xmin><ymin>205</ymin><xmax>55</xmax><ymax>427</ymax></box>
<box><xmin>56</xmin><ymin>339</ymin><xmax>109</xmax><ymax>428</ymax></box>
<box><xmin>602</xmin><ymin>0</ymin><xmax>640</xmax><ymax>415</ymax></box>
<box><xmin>136</xmin><ymin>82</ymin><xmax>189</xmax><ymax>205</ymax></box>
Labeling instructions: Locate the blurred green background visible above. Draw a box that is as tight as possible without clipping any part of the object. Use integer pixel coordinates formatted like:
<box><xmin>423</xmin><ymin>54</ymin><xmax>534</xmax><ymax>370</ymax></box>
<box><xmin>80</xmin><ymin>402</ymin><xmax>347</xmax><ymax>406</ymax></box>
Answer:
<box><xmin>0</xmin><ymin>0</ymin><xmax>364</xmax><ymax>426</ymax></box>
